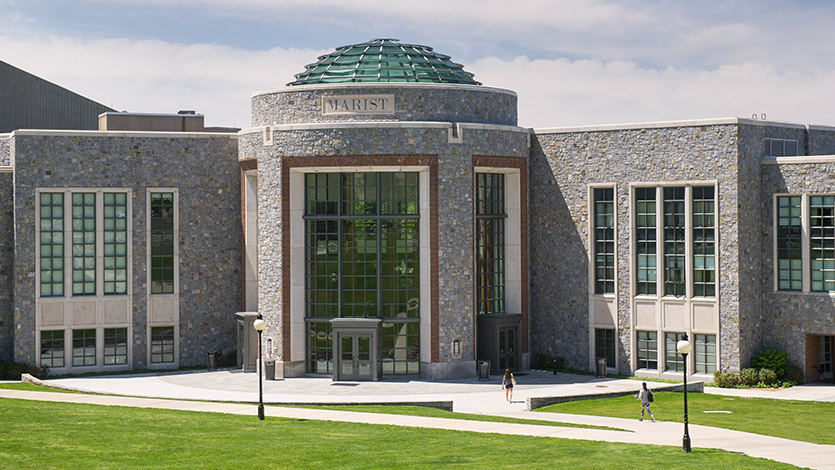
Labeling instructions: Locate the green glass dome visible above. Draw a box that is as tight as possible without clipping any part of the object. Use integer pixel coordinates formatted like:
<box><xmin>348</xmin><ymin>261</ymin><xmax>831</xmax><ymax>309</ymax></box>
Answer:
<box><xmin>288</xmin><ymin>38</ymin><xmax>481</xmax><ymax>86</ymax></box>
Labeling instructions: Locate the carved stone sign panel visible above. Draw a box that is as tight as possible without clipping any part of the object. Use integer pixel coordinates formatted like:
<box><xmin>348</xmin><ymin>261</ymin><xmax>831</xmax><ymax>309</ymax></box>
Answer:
<box><xmin>322</xmin><ymin>94</ymin><xmax>395</xmax><ymax>115</ymax></box>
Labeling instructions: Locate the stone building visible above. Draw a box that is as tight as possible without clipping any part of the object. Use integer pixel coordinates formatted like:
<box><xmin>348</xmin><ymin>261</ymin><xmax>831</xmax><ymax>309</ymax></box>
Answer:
<box><xmin>0</xmin><ymin>39</ymin><xmax>832</xmax><ymax>383</ymax></box>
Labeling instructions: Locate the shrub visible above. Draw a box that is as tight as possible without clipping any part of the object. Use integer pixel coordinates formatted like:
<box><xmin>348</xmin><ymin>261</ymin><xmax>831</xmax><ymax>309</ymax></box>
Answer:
<box><xmin>751</xmin><ymin>349</ymin><xmax>787</xmax><ymax>378</ymax></box>
<box><xmin>738</xmin><ymin>368</ymin><xmax>759</xmax><ymax>386</ymax></box>
<box><xmin>215</xmin><ymin>350</ymin><xmax>237</xmax><ymax>368</ymax></box>
<box><xmin>784</xmin><ymin>365</ymin><xmax>804</xmax><ymax>384</ymax></box>
<box><xmin>713</xmin><ymin>370</ymin><xmax>739</xmax><ymax>388</ymax></box>
<box><xmin>0</xmin><ymin>361</ymin><xmax>49</xmax><ymax>380</ymax></box>
<box><xmin>759</xmin><ymin>368</ymin><xmax>777</xmax><ymax>386</ymax></box>
<box><xmin>536</xmin><ymin>354</ymin><xmax>554</xmax><ymax>370</ymax></box>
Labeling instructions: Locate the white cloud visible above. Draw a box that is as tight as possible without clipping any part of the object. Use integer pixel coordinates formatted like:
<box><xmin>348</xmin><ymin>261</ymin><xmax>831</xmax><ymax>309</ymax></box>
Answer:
<box><xmin>471</xmin><ymin>56</ymin><xmax>835</xmax><ymax>128</ymax></box>
<box><xmin>0</xmin><ymin>34</ymin><xmax>324</xmax><ymax>127</ymax></box>
<box><xmin>2</xmin><ymin>4</ymin><xmax>835</xmax><ymax>131</ymax></box>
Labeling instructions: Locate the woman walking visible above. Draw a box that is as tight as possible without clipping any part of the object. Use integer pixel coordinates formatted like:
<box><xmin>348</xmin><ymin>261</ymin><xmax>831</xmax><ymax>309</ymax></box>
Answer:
<box><xmin>634</xmin><ymin>382</ymin><xmax>655</xmax><ymax>422</ymax></box>
<box><xmin>501</xmin><ymin>368</ymin><xmax>515</xmax><ymax>402</ymax></box>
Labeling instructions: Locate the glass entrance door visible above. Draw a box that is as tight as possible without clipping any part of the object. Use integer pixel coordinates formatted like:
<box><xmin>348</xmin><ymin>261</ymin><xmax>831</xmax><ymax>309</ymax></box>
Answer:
<box><xmin>498</xmin><ymin>328</ymin><xmax>516</xmax><ymax>370</ymax></box>
<box><xmin>340</xmin><ymin>334</ymin><xmax>373</xmax><ymax>380</ymax></box>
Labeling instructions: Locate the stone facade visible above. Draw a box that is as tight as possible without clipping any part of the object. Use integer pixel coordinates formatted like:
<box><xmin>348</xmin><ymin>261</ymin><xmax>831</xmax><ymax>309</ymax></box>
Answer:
<box><xmin>0</xmin><ymin>170</ymin><xmax>13</xmax><ymax>362</ymax></box>
<box><xmin>243</xmin><ymin>83</ymin><xmax>530</xmax><ymax>379</ymax></box>
<box><xmin>530</xmin><ymin>122</ymin><xmax>742</xmax><ymax>373</ymax></box>
<box><xmin>10</xmin><ymin>131</ymin><xmax>241</xmax><ymax>368</ymax></box>
<box><xmin>0</xmin><ymin>135</ymin><xmax>10</xmax><ymax>166</ymax></box>
<box><xmin>759</xmin><ymin>157</ymin><xmax>835</xmax><ymax>370</ymax></box>
<box><xmin>251</xmin><ymin>84</ymin><xmax>517</xmax><ymax>127</ymax></box>
<box><xmin>529</xmin><ymin>119</ymin><xmax>835</xmax><ymax>379</ymax></box>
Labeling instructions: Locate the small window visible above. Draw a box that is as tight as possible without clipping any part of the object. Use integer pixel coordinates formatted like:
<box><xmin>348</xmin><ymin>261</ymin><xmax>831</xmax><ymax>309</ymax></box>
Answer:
<box><xmin>593</xmin><ymin>188</ymin><xmax>615</xmax><ymax>294</ymax></box>
<box><xmin>636</xmin><ymin>331</ymin><xmax>658</xmax><ymax>370</ymax></box>
<box><xmin>151</xmin><ymin>326</ymin><xmax>175</xmax><ymax>363</ymax></box>
<box><xmin>104</xmin><ymin>328</ymin><xmax>128</xmax><ymax>365</ymax></box>
<box><xmin>694</xmin><ymin>334</ymin><xmax>716</xmax><ymax>374</ymax></box>
<box><xmin>665</xmin><ymin>332</ymin><xmax>685</xmax><ymax>372</ymax></box>
<box><xmin>663</xmin><ymin>188</ymin><xmax>686</xmax><ymax>297</ymax></box>
<box><xmin>594</xmin><ymin>328</ymin><xmax>616</xmax><ymax>367</ymax></box>
<box><xmin>776</xmin><ymin>196</ymin><xmax>803</xmax><ymax>291</ymax></box>
<box><xmin>39</xmin><ymin>192</ymin><xmax>65</xmax><ymax>298</ymax></box>
<box><xmin>810</xmin><ymin>196</ymin><xmax>835</xmax><ymax>292</ymax></box>
<box><xmin>103</xmin><ymin>192</ymin><xmax>129</xmax><ymax>295</ymax></box>
<box><xmin>72</xmin><ymin>329</ymin><xmax>96</xmax><ymax>367</ymax></box>
<box><xmin>71</xmin><ymin>193</ymin><xmax>96</xmax><ymax>296</ymax></box>
<box><xmin>40</xmin><ymin>330</ymin><xmax>65</xmax><ymax>368</ymax></box>
<box><xmin>150</xmin><ymin>193</ymin><xmax>175</xmax><ymax>294</ymax></box>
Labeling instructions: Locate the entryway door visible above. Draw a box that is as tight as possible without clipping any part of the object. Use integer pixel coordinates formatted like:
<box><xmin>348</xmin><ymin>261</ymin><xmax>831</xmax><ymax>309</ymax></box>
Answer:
<box><xmin>340</xmin><ymin>334</ymin><xmax>372</xmax><ymax>381</ymax></box>
<box><xmin>330</xmin><ymin>317</ymin><xmax>382</xmax><ymax>381</ymax></box>
<box><xmin>498</xmin><ymin>327</ymin><xmax>517</xmax><ymax>370</ymax></box>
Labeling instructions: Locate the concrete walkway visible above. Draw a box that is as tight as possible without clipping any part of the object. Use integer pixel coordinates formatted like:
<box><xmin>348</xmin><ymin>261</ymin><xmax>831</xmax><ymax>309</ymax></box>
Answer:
<box><xmin>2</xmin><ymin>369</ymin><xmax>833</xmax><ymax>469</ymax></box>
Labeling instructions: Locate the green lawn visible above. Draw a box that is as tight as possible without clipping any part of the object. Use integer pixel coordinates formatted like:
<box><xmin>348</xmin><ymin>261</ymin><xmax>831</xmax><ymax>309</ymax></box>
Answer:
<box><xmin>0</xmin><ymin>398</ymin><xmax>800</xmax><ymax>469</ymax></box>
<box><xmin>294</xmin><ymin>404</ymin><xmax>629</xmax><ymax>432</ymax></box>
<box><xmin>0</xmin><ymin>382</ymin><xmax>78</xmax><ymax>393</ymax></box>
<box><xmin>537</xmin><ymin>391</ymin><xmax>835</xmax><ymax>445</ymax></box>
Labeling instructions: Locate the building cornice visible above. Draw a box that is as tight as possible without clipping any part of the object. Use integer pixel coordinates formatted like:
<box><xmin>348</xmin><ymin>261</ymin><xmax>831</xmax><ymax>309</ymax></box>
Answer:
<box><xmin>11</xmin><ymin>130</ymin><xmax>238</xmax><ymax>139</ymax></box>
<box><xmin>239</xmin><ymin>121</ymin><xmax>530</xmax><ymax>136</ymax></box>
<box><xmin>762</xmin><ymin>155</ymin><xmax>835</xmax><ymax>165</ymax></box>
<box><xmin>533</xmin><ymin>117</ymin><xmax>814</xmax><ymax>134</ymax></box>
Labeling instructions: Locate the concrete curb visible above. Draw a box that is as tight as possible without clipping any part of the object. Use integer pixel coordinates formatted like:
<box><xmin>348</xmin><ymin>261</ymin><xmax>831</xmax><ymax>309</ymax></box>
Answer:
<box><xmin>528</xmin><ymin>381</ymin><xmax>704</xmax><ymax>410</ymax></box>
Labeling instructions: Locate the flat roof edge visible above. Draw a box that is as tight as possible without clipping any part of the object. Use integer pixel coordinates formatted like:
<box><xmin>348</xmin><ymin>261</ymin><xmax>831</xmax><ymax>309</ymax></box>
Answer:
<box><xmin>534</xmin><ymin>117</ymin><xmax>817</xmax><ymax>134</ymax></box>
<box><xmin>11</xmin><ymin>130</ymin><xmax>238</xmax><ymax>139</ymax></box>
<box><xmin>251</xmin><ymin>82</ymin><xmax>517</xmax><ymax>99</ymax></box>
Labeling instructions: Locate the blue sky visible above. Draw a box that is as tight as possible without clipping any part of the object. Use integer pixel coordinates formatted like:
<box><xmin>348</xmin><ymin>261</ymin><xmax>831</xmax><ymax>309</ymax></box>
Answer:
<box><xmin>2</xmin><ymin>0</ymin><xmax>834</xmax><ymax>128</ymax></box>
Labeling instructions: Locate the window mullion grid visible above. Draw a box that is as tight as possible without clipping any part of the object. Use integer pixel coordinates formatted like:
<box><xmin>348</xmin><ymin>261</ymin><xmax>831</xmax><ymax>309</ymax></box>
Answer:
<box><xmin>663</xmin><ymin>187</ymin><xmax>686</xmax><ymax>297</ymax></box>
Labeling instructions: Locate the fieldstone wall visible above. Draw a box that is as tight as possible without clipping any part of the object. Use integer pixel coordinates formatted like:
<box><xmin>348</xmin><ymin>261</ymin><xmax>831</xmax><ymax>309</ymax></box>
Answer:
<box><xmin>242</xmin><ymin>119</ymin><xmax>529</xmax><ymax>378</ymax></box>
<box><xmin>760</xmin><ymin>157</ymin><xmax>835</xmax><ymax>371</ymax></box>
<box><xmin>251</xmin><ymin>84</ymin><xmax>517</xmax><ymax>127</ymax></box>
<box><xmin>809</xmin><ymin>126</ymin><xmax>835</xmax><ymax>155</ymax></box>
<box><xmin>0</xmin><ymin>135</ymin><xmax>10</xmax><ymax>166</ymax></box>
<box><xmin>530</xmin><ymin>124</ymin><xmax>742</xmax><ymax>373</ymax></box>
<box><xmin>11</xmin><ymin>132</ymin><xmax>241</xmax><ymax>367</ymax></box>
<box><xmin>0</xmin><ymin>171</ymin><xmax>13</xmax><ymax>362</ymax></box>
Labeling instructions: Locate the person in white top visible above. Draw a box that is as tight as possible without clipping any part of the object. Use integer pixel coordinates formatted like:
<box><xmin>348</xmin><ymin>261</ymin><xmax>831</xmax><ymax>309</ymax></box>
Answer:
<box><xmin>634</xmin><ymin>382</ymin><xmax>655</xmax><ymax>422</ymax></box>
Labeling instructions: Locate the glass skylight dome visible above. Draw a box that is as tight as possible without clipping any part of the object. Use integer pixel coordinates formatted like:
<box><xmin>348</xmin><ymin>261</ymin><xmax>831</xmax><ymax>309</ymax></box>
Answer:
<box><xmin>287</xmin><ymin>38</ymin><xmax>481</xmax><ymax>86</ymax></box>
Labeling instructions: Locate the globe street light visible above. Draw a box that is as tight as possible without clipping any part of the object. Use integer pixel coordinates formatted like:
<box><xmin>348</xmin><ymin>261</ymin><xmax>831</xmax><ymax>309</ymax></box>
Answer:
<box><xmin>677</xmin><ymin>333</ymin><xmax>693</xmax><ymax>453</ymax></box>
<box><xmin>253</xmin><ymin>314</ymin><xmax>267</xmax><ymax>421</ymax></box>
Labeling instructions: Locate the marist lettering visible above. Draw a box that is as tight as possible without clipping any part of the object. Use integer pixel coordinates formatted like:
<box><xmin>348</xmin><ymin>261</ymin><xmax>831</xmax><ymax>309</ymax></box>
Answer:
<box><xmin>322</xmin><ymin>94</ymin><xmax>395</xmax><ymax>115</ymax></box>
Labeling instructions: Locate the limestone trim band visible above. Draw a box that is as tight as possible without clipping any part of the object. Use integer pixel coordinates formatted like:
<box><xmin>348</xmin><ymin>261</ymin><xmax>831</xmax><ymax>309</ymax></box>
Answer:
<box><xmin>762</xmin><ymin>155</ymin><xmax>835</xmax><ymax>164</ymax></box>
<box><xmin>239</xmin><ymin>121</ymin><xmax>531</xmax><ymax>135</ymax></box>
<box><xmin>534</xmin><ymin>117</ymin><xmax>809</xmax><ymax>134</ymax></box>
<box><xmin>11</xmin><ymin>129</ymin><xmax>238</xmax><ymax>139</ymax></box>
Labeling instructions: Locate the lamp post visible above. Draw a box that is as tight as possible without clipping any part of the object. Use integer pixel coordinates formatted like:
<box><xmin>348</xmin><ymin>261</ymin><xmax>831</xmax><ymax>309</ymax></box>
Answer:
<box><xmin>677</xmin><ymin>333</ymin><xmax>693</xmax><ymax>453</ymax></box>
<box><xmin>253</xmin><ymin>314</ymin><xmax>267</xmax><ymax>421</ymax></box>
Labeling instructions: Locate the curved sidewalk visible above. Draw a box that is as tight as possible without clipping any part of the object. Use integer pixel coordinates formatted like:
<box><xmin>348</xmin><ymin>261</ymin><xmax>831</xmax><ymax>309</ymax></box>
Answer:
<box><xmin>3</xmin><ymin>369</ymin><xmax>833</xmax><ymax>469</ymax></box>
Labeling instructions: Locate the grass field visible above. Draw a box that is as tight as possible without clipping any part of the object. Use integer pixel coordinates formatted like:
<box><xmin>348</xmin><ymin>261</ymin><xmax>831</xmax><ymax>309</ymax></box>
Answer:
<box><xmin>294</xmin><ymin>404</ymin><xmax>628</xmax><ymax>432</ymax></box>
<box><xmin>537</xmin><ymin>391</ymin><xmax>835</xmax><ymax>445</ymax></box>
<box><xmin>0</xmin><ymin>397</ymin><xmax>800</xmax><ymax>469</ymax></box>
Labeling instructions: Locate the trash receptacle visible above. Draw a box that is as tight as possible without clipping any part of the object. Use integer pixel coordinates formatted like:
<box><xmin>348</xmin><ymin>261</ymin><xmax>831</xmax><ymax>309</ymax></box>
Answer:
<box><xmin>478</xmin><ymin>360</ymin><xmax>490</xmax><ymax>380</ymax></box>
<box><xmin>595</xmin><ymin>358</ymin><xmax>607</xmax><ymax>377</ymax></box>
<box><xmin>264</xmin><ymin>359</ymin><xmax>276</xmax><ymax>380</ymax></box>
<box><xmin>207</xmin><ymin>352</ymin><xmax>217</xmax><ymax>369</ymax></box>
